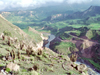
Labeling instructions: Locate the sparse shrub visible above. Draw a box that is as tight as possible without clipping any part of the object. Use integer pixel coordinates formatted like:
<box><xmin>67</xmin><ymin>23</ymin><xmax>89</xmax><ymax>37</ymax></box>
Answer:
<box><xmin>7</xmin><ymin>40</ymin><xmax>11</xmax><ymax>46</ymax></box>
<box><xmin>22</xmin><ymin>69</ymin><xmax>27</xmax><ymax>72</ymax></box>
<box><xmin>37</xmin><ymin>49</ymin><xmax>43</xmax><ymax>55</ymax></box>
<box><xmin>70</xmin><ymin>53</ymin><xmax>77</xmax><ymax>62</ymax></box>
<box><xmin>7</xmin><ymin>37</ymin><xmax>14</xmax><ymax>46</ymax></box>
<box><xmin>26</xmin><ymin>45</ymin><xmax>34</xmax><ymax>56</ymax></box>
<box><xmin>20</xmin><ymin>42</ymin><xmax>25</xmax><ymax>50</ymax></box>
<box><xmin>22</xmin><ymin>56</ymin><xmax>25</xmax><ymax>61</ymax></box>
<box><xmin>14</xmin><ymin>38</ymin><xmax>18</xmax><ymax>43</ymax></box>
<box><xmin>30</xmin><ymin>57</ymin><xmax>34</xmax><ymax>61</ymax></box>
<box><xmin>5</xmin><ymin>68</ymin><xmax>11</xmax><ymax>73</ymax></box>
<box><xmin>2</xmin><ymin>35</ymin><xmax>5</xmax><ymax>40</ymax></box>
<box><xmin>17</xmin><ymin>50</ymin><xmax>21</xmax><ymax>59</ymax></box>
<box><xmin>6</xmin><ymin>53</ymin><xmax>10</xmax><ymax>60</ymax></box>
<box><xmin>22</xmin><ymin>49</ymin><xmax>25</xmax><ymax>51</ymax></box>
<box><xmin>42</xmin><ymin>53</ymin><xmax>48</xmax><ymax>58</ymax></box>
<box><xmin>33</xmin><ymin>64</ymin><xmax>39</xmax><ymax>71</ymax></box>
<box><xmin>10</xmin><ymin>49</ymin><xmax>16</xmax><ymax>60</ymax></box>
<box><xmin>3</xmin><ymin>30</ymin><xmax>12</xmax><ymax>36</ymax></box>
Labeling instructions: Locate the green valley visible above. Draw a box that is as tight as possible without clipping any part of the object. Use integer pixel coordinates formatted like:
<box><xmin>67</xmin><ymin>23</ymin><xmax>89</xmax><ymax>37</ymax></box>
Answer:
<box><xmin>0</xmin><ymin>3</ymin><xmax>100</xmax><ymax>75</ymax></box>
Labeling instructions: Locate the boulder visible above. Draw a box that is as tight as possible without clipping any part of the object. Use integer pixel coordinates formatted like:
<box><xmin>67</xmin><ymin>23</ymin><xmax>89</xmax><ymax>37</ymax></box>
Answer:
<box><xmin>62</xmin><ymin>61</ymin><xmax>73</xmax><ymax>71</ymax></box>
<box><xmin>0</xmin><ymin>72</ymin><xmax>5</xmax><ymax>75</ymax></box>
<box><xmin>0</xmin><ymin>33</ymin><xmax>4</xmax><ymax>39</ymax></box>
<box><xmin>77</xmin><ymin>64</ymin><xmax>87</xmax><ymax>72</ymax></box>
<box><xmin>31</xmin><ymin>71</ymin><xmax>38</xmax><ymax>75</ymax></box>
<box><xmin>6</xmin><ymin>62</ymin><xmax>20</xmax><ymax>72</ymax></box>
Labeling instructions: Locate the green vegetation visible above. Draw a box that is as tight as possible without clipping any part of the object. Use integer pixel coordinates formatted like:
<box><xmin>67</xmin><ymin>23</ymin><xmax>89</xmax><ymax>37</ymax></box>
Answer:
<box><xmin>86</xmin><ymin>30</ymin><xmax>97</xmax><ymax>39</ymax></box>
<box><xmin>23</xmin><ymin>27</ymin><xmax>42</xmax><ymax>43</ymax></box>
<box><xmin>58</xmin><ymin>33</ymin><xmax>72</xmax><ymax>40</ymax></box>
<box><xmin>81</xmin><ymin>57</ymin><xmax>100</xmax><ymax>70</ymax></box>
<box><xmin>89</xmin><ymin>59</ymin><xmax>100</xmax><ymax>70</ymax></box>
<box><xmin>53</xmin><ymin>42</ymin><xmax>76</xmax><ymax>55</ymax></box>
<box><xmin>1</xmin><ymin>5</ymin><xmax>100</xmax><ymax>75</ymax></box>
<box><xmin>3</xmin><ymin>30</ymin><xmax>12</xmax><ymax>36</ymax></box>
<box><xmin>5</xmin><ymin>68</ymin><xmax>11</xmax><ymax>72</ymax></box>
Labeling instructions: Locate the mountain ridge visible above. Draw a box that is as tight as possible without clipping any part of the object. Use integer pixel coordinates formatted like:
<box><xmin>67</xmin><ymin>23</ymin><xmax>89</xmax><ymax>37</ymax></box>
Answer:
<box><xmin>45</xmin><ymin>6</ymin><xmax>100</xmax><ymax>21</ymax></box>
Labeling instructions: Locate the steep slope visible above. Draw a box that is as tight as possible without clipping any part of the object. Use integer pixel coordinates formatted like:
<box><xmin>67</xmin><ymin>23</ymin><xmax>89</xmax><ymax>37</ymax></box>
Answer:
<box><xmin>0</xmin><ymin>14</ymin><xmax>44</xmax><ymax>48</ymax></box>
<box><xmin>0</xmin><ymin>14</ymin><xmax>27</xmax><ymax>39</ymax></box>
<box><xmin>0</xmin><ymin>15</ymin><xmax>88</xmax><ymax>75</ymax></box>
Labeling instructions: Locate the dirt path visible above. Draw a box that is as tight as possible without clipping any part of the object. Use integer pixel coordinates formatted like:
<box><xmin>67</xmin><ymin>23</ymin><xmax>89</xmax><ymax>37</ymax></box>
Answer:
<box><xmin>56</xmin><ymin>37</ymin><xmax>76</xmax><ymax>44</ymax></box>
<box><xmin>68</xmin><ymin>33</ymin><xmax>99</xmax><ymax>45</ymax></box>
<box><xmin>58</xmin><ymin>33</ymin><xmax>99</xmax><ymax>45</ymax></box>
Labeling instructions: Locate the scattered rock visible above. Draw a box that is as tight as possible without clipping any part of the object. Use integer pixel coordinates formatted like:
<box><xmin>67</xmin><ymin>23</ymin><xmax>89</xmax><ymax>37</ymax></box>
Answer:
<box><xmin>81</xmin><ymin>72</ymin><xmax>88</xmax><ymax>75</ymax></box>
<box><xmin>71</xmin><ymin>63</ymin><xmax>77</xmax><ymax>68</ymax></box>
<box><xmin>2</xmin><ymin>57</ymin><xmax>6</xmax><ymax>61</ymax></box>
<box><xmin>0</xmin><ymin>33</ymin><xmax>4</xmax><ymax>39</ymax></box>
<box><xmin>0</xmin><ymin>72</ymin><xmax>4</xmax><ymax>75</ymax></box>
<box><xmin>14</xmin><ymin>37</ymin><xmax>18</xmax><ymax>43</ymax></box>
<box><xmin>6</xmin><ymin>62</ymin><xmax>20</xmax><ymax>72</ymax></box>
<box><xmin>62</xmin><ymin>61</ymin><xmax>73</xmax><ymax>71</ymax></box>
<box><xmin>77</xmin><ymin>64</ymin><xmax>87</xmax><ymax>72</ymax></box>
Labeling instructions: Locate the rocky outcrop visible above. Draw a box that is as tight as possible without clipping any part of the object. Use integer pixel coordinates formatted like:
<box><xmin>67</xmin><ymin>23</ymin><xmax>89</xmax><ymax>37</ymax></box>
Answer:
<box><xmin>50</xmin><ymin>14</ymin><xmax>63</xmax><ymax>20</ymax></box>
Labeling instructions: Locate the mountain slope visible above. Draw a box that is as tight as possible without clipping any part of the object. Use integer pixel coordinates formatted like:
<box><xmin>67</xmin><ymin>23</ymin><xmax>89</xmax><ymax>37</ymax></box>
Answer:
<box><xmin>0</xmin><ymin>14</ymin><xmax>27</xmax><ymax>39</ymax></box>
<box><xmin>0</xmin><ymin>14</ymin><xmax>89</xmax><ymax>75</ymax></box>
<box><xmin>0</xmin><ymin>14</ymin><xmax>45</xmax><ymax>49</ymax></box>
<box><xmin>45</xmin><ymin>6</ymin><xmax>100</xmax><ymax>21</ymax></box>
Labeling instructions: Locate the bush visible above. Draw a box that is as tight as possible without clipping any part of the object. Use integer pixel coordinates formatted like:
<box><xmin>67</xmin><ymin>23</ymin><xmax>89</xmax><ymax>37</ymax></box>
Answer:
<box><xmin>5</xmin><ymin>68</ymin><xmax>11</xmax><ymax>72</ymax></box>
<box><xmin>3</xmin><ymin>30</ymin><xmax>12</xmax><ymax>36</ymax></box>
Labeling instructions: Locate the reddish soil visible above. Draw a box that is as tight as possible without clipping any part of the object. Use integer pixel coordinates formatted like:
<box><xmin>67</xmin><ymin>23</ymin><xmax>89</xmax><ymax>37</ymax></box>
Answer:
<box><xmin>57</xmin><ymin>34</ymin><xmax>99</xmax><ymax>58</ymax></box>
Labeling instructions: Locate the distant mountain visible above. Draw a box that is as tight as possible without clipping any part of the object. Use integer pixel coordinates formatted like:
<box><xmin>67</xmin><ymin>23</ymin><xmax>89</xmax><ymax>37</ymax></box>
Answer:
<box><xmin>45</xmin><ymin>6</ymin><xmax>100</xmax><ymax>21</ymax></box>
<box><xmin>72</xmin><ymin>6</ymin><xmax>100</xmax><ymax>18</ymax></box>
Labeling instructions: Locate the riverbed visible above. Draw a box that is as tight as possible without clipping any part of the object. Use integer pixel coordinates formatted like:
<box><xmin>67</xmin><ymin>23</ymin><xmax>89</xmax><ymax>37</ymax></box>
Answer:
<box><xmin>44</xmin><ymin>34</ymin><xmax>55</xmax><ymax>48</ymax></box>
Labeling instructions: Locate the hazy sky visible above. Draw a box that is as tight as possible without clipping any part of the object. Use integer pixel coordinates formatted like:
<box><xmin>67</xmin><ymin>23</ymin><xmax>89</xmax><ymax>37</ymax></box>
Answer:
<box><xmin>0</xmin><ymin>0</ymin><xmax>100</xmax><ymax>10</ymax></box>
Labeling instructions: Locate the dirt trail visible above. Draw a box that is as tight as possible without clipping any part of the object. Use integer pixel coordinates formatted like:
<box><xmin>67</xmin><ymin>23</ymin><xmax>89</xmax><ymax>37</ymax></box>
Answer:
<box><xmin>68</xmin><ymin>33</ymin><xmax>99</xmax><ymax>45</ymax></box>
